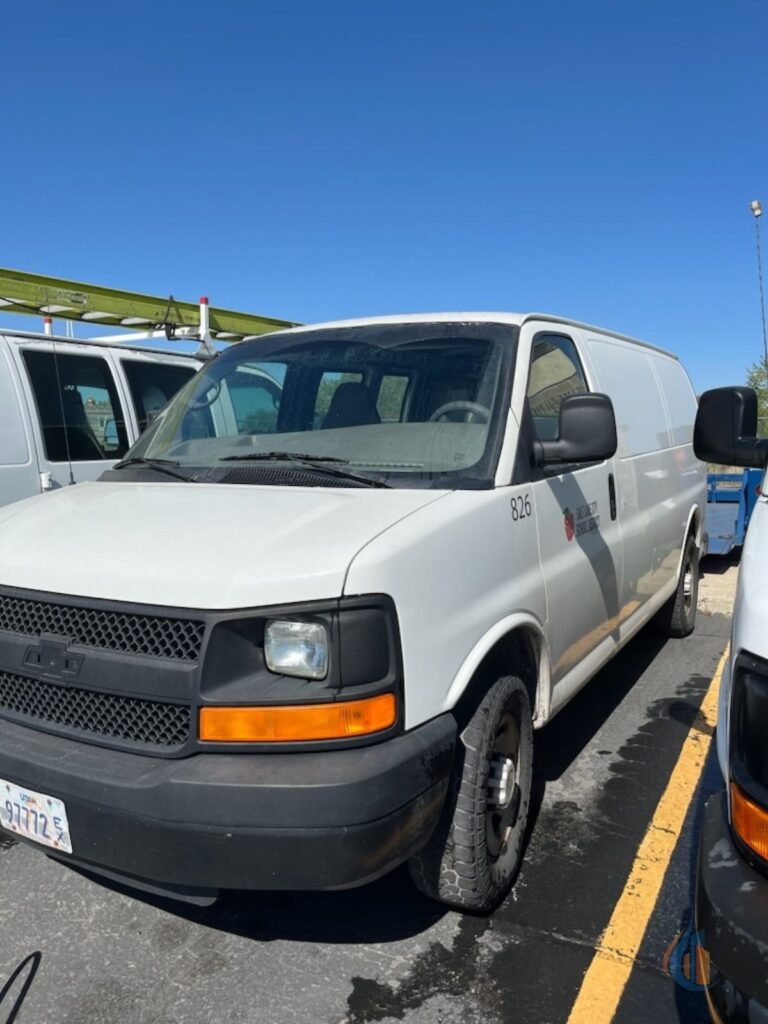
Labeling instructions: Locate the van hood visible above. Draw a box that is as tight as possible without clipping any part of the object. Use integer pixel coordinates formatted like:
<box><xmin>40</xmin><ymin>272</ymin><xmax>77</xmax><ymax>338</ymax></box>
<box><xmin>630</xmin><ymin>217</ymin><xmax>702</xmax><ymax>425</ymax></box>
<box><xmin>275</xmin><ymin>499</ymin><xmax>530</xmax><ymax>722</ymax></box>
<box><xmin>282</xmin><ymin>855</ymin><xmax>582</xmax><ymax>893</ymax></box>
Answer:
<box><xmin>0</xmin><ymin>482</ymin><xmax>446</xmax><ymax>609</ymax></box>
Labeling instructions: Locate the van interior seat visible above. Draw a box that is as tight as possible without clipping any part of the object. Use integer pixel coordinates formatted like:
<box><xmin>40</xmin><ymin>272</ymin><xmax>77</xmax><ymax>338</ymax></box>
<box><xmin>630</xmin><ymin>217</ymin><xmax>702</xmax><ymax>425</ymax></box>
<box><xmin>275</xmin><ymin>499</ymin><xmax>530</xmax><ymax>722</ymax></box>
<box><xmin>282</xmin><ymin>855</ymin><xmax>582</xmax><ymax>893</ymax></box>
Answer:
<box><xmin>323</xmin><ymin>382</ymin><xmax>381</xmax><ymax>429</ymax></box>
<box><xmin>142</xmin><ymin>384</ymin><xmax>168</xmax><ymax>418</ymax></box>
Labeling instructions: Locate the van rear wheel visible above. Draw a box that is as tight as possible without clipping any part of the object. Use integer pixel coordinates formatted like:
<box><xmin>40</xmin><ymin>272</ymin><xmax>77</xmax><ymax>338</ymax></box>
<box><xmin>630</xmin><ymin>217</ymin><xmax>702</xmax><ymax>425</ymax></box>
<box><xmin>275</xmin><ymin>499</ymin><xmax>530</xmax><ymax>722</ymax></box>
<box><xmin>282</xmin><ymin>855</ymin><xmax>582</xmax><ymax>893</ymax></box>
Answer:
<box><xmin>655</xmin><ymin>533</ymin><xmax>699</xmax><ymax>638</ymax></box>
<box><xmin>409</xmin><ymin>675</ymin><xmax>533</xmax><ymax>913</ymax></box>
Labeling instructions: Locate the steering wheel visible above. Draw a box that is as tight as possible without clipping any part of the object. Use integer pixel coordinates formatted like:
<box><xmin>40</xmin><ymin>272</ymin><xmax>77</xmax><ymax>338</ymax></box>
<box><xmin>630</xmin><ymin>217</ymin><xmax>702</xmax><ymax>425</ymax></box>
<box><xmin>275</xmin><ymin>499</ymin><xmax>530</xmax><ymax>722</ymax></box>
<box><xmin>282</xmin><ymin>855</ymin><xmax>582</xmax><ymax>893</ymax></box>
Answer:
<box><xmin>429</xmin><ymin>401</ymin><xmax>491</xmax><ymax>424</ymax></box>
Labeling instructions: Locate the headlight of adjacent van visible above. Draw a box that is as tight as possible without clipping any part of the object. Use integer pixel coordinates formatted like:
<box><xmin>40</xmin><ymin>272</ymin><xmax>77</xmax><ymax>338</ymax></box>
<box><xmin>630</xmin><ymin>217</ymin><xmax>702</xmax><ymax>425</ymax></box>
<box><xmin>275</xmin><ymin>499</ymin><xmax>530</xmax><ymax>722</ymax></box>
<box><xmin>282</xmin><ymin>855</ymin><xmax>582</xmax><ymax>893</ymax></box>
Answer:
<box><xmin>264</xmin><ymin>620</ymin><xmax>329</xmax><ymax>679</ymax></box>
<box><xmin>729</xmin><ymin>652</ymin><xmax>768</xmax><ymax>863</ymax></box>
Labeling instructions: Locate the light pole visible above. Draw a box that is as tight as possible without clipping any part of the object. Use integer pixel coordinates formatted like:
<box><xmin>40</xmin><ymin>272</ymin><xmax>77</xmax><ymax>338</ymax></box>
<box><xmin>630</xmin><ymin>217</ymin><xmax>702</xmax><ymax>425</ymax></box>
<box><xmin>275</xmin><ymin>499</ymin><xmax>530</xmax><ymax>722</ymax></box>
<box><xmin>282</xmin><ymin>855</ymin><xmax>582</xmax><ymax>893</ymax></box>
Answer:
<box><xmin>751</xmin><ymin>200</ymin><xmax>768</xmax><ymax>372</ymax></box>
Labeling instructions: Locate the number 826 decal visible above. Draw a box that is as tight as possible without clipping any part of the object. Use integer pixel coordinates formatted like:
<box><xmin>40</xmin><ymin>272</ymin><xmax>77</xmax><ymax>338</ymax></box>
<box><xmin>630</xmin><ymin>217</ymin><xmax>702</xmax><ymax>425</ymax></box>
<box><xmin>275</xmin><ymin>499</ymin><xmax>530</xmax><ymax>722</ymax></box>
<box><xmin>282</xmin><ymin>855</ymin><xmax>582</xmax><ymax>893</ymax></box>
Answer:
<box><xmin>510</xmin><ymin>493</ymin><xmax>532</xmax><ymax>522</ymax></box>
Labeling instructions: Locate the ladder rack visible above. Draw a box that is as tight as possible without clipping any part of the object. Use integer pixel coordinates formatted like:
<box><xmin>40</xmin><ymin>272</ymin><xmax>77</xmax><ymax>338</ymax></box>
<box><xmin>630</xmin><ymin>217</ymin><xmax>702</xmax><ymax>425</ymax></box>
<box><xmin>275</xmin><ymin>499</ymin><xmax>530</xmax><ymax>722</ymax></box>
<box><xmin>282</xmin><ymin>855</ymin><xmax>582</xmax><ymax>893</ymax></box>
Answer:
<box><xmin>0</xmin><ymin>268</ymin><xmax>298</xmax><ymax>356</ymax></box>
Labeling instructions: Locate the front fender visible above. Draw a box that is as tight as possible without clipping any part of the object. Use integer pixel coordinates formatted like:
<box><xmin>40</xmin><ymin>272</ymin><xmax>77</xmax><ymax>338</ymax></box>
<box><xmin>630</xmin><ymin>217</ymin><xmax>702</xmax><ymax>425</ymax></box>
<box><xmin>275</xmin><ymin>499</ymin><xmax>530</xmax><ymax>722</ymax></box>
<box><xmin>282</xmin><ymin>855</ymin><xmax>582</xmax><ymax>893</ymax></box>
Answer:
<box><xmin>441</xmin><ymin>612</ymin><xmax>552</xmax><ymax>726</ymax></box>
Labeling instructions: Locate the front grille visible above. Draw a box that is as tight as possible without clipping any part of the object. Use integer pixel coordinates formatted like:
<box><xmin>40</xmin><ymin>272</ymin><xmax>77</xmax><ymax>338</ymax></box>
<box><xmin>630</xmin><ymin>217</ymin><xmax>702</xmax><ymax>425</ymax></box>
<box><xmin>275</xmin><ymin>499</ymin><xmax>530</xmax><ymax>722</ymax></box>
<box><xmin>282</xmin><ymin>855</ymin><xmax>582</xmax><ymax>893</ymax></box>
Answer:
<box><xmin>0</xmin><ymin>594</ymin><xmax>205</xmax><ymax>661</ymax></box>
<box><xmin>0</xmin><ymin>671</ymin><xmax>190</xmax><ymax>748</ymax></box>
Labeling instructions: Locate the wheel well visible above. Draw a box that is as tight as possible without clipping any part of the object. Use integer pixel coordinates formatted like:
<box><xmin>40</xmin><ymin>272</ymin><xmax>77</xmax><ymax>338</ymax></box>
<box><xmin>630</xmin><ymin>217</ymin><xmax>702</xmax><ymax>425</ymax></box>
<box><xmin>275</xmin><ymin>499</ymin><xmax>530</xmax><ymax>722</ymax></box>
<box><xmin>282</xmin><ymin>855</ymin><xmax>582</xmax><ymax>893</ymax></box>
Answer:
<box><xmin>452</xmin><ymin>628</ymin><xmax>540</xmax><ymax>729</ymax></box>
<box><xmin>688</xmin><ymin>508</ymin><xmax>700</xmax><ymax>541</ymax></box>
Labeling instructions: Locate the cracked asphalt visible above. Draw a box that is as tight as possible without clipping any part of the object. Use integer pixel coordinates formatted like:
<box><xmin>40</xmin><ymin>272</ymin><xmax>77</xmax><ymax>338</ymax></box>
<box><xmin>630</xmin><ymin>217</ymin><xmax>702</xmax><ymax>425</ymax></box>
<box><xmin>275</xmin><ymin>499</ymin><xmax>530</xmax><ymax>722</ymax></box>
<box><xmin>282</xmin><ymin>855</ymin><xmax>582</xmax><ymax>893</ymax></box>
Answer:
<box><xmin>0</xmin><ymin>608</ymin><xmax>730</xmax><ymax>1024</ymax></box>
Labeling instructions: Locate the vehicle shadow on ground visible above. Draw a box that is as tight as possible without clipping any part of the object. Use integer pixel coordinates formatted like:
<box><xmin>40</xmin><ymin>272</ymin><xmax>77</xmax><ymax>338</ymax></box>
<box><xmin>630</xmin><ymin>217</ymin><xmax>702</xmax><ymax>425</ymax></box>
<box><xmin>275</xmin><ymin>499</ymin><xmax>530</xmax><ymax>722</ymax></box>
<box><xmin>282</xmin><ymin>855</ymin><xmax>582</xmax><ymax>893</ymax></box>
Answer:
<box><xmin>700</xmin><ymin>551</ymin><xmax>740</xmax><ymax>577</ymax></box>
<box><xmin>73</xmin><ymin>860</ymin><xmax>448</xmax><ymax>944</ymax></box>
<box><xmin>536</xmin><ymin>628</ymin><xmax>669</xmax><ymax>776</ymax></box>
<box><xmin>529</xmin><ymin>626</ymin><xmax>668</xmax><ymax>823</ymax></box>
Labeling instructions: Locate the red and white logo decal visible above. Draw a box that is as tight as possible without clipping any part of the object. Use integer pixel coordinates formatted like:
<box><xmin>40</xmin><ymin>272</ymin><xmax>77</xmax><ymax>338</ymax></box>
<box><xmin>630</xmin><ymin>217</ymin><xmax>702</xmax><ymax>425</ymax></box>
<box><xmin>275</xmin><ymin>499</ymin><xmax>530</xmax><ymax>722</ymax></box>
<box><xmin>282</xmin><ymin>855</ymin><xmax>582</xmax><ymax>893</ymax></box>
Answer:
<box><xmin>563</xmin><ymin>508</ymin><xmax>575</xmax><ymax>542</ymax></box>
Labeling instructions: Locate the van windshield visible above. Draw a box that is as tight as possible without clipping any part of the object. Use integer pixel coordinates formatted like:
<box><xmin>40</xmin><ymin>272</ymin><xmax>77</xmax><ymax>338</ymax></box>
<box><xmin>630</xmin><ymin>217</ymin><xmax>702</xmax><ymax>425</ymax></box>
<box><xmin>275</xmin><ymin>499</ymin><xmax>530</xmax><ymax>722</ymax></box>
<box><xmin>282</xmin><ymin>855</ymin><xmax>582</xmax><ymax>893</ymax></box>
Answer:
<box><xmin>125</xmin><ymin>322</ymin><xmax>516</xmax><ymax>489</ymax></box>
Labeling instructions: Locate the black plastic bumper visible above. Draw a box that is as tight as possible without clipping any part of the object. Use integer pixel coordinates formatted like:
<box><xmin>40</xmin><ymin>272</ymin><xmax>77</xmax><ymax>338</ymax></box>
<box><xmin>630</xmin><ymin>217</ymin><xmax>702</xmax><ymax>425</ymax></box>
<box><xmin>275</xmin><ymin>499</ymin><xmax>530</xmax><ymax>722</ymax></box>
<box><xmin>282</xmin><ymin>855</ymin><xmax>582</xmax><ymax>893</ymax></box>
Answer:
<box><xmin>696</xmin><ymin>790</ymin><xmax>768</xmax><ymax>1022</ymax></box>
<box><xmin>0</xmin><ymin>713</ymin><xmax>455</xmax><ymax>895</ymax></box>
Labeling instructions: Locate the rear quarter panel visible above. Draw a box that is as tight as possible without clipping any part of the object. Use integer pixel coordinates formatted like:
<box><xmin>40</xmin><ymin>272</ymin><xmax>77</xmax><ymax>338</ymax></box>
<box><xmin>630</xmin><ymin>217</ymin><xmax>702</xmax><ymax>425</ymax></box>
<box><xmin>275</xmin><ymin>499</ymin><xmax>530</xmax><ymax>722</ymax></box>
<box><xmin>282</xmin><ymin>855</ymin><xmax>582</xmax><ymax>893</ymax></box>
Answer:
<box><xmin>584</xmin><ymin>334</ymin><xmax>704</xmax><ymax>621</ymax></box>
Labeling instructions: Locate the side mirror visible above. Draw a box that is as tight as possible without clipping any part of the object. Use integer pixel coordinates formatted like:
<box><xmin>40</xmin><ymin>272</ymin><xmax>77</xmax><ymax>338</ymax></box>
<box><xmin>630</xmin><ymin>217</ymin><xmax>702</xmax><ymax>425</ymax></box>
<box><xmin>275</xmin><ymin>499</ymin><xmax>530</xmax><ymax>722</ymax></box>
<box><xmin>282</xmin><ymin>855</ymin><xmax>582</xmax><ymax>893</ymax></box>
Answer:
<box><xmin>536</xmin><ymin>393</ymin><xmax>618</xmax><ymax>465</ymax></box>
<box><xmin>694</xmin><ymin>387</ymin><xmax>768</xmax><ymax>467</ymax></box>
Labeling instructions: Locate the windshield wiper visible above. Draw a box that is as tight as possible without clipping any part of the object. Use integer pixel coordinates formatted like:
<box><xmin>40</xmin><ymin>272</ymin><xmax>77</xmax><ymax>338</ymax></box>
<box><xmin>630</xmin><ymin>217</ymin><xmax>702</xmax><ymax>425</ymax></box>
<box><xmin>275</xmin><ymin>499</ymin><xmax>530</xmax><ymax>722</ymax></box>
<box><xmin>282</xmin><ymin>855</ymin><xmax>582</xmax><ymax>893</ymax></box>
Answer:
<box><xmin>219</xmin><ymin>451</ymin><xmax>391</xmax><ymax>488</ymax></box>
<box><xmin>220</xmin><ymin>451</ymin><xmax>347</xmax><ymax>463</ymax></box>
<box><xmin>112</xmin><ymin>456</ymin><xmax>195</xmax><ymax>483</ymax></box>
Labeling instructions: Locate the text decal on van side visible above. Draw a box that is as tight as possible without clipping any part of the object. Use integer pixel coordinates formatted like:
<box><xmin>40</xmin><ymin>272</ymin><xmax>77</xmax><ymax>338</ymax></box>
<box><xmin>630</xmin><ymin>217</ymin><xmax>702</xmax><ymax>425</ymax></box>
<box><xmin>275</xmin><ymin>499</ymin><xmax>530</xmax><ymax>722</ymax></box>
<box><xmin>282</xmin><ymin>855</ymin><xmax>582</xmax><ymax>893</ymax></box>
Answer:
<box><xmin>510</xmin><ymin>494</ymin><xmax>532</xmax><ymax>522</ymax></box>
<box><xmin>563</xmin><ymin>502</ymin><xmax>600</xmax><ymax>542</ymax></box>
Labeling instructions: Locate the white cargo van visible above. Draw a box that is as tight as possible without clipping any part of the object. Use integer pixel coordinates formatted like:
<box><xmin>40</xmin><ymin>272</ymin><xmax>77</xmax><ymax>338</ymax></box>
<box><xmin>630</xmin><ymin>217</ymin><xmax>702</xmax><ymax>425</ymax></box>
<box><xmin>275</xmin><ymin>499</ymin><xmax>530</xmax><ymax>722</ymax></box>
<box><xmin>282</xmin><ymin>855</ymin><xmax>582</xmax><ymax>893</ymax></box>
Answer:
<box><xmin>0</xmin><ymin>328</ymin><xmax>200</xmax><ymax>506</ymax></box>
<box><xmin>0</xmin><ymin>313</ymin><xmax>704</xmax><ymax>912</ymax></box>
<box><xmin>693</xmin><ymin>386</ymin><xmax>768</xmax><ymax>1022</ymax></box>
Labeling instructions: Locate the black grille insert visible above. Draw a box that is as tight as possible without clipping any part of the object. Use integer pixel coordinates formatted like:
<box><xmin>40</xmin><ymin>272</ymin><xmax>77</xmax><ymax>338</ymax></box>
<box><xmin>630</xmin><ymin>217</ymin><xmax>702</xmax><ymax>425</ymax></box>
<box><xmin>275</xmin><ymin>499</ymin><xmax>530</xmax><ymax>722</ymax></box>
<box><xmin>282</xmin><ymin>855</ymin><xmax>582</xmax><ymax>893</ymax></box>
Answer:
<box><xmin>0</xmin><ymin>594</ymin><xmax>205</xmax><ymax>661</ymax></box>
<box><xmin>0</xmin><ymin>671</ymin><xmax>191</xmax><ymax>748</ymax></box>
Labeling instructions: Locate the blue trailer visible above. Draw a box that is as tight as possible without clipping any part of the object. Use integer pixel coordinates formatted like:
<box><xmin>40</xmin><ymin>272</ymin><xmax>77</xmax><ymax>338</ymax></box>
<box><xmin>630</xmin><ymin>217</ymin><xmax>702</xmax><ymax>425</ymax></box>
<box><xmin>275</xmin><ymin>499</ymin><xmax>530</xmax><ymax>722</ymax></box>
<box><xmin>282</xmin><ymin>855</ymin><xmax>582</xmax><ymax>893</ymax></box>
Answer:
<box><xmin>705</xmin><ymin>469</ymin><xmax>763</xmax><ymax>556</ymax></box>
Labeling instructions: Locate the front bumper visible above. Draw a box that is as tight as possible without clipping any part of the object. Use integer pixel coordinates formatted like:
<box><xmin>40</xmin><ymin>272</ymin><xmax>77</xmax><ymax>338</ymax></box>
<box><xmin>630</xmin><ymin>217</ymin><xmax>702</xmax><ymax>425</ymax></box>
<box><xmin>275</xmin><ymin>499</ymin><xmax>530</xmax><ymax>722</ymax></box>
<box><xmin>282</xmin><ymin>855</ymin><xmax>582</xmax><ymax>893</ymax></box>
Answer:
<box><xmin>0</xmin><ymin>712</ymin><xmax>455</xmax><ymax>896</ymax></box>
<box><xmin>696</xmin><ymin>790</ymin><xmax>768</xmax><ymax>1022</ymax></box>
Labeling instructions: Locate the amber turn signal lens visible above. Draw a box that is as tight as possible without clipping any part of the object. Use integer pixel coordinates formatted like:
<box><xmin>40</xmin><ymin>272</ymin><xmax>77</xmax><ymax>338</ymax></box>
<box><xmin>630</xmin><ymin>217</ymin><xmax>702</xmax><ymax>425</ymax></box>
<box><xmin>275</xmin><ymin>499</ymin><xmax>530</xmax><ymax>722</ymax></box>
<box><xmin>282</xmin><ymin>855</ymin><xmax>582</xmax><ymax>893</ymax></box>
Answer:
<box><xmin>199</xmin><ymin>693</ymin><xmax>397</xmax><ymax>743</ymax></box>
<box><xmin>731</xmin><ymin>782</ymin><xmax>768</xmax><ymax>860</ymax></box>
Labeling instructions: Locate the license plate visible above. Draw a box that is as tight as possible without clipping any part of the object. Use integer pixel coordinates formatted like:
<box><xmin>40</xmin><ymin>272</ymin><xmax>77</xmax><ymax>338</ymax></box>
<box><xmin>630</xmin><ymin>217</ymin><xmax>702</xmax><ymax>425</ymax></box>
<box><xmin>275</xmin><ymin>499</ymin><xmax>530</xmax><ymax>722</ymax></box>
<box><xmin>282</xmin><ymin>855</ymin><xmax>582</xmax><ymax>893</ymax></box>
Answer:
<box><xmin>0</xmin><ymin>778</ymin><xmax>72</xmax><ymax>854</ymax></box>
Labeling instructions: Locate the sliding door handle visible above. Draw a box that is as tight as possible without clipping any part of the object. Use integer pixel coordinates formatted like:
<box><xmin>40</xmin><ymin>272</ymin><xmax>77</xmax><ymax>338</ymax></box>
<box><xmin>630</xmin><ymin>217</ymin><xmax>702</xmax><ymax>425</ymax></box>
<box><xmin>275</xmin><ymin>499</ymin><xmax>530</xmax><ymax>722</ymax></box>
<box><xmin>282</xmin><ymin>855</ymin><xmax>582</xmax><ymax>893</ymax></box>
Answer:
<box><xmin>608</xmin><ymin>473</ymin><xmax>617</xmax><ymax>521</ymax></box>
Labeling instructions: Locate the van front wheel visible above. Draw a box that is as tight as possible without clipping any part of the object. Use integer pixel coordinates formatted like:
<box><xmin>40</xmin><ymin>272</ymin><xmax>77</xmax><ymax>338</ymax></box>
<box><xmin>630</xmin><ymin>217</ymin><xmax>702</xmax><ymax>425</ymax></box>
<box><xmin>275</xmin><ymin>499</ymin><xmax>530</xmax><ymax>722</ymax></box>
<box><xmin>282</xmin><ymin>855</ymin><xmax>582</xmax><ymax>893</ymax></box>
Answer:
<box><xmin>409</xmin><ymin>675</ymin><xmax>533</xmax><ymax>913</ymax></box>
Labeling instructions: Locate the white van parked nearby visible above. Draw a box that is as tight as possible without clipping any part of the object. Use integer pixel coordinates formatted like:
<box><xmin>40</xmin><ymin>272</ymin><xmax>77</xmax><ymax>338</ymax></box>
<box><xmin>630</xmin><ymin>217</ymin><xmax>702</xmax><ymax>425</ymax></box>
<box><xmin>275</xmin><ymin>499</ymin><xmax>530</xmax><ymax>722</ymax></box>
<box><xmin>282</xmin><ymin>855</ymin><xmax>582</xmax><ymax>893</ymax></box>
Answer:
<box><xmin>0</xmin><ymin>313</ymin><xmax>704</xmax><ymax>912</ymax></box>
<box><xmin>694</xmin><ymin>386</ymin><xmax>768</xmax><ymax>1023</ymax></box>
<box><xmin>0</xmin><ymin>329</ymin><xmax>200</xmax><ymax>506</ymax></box>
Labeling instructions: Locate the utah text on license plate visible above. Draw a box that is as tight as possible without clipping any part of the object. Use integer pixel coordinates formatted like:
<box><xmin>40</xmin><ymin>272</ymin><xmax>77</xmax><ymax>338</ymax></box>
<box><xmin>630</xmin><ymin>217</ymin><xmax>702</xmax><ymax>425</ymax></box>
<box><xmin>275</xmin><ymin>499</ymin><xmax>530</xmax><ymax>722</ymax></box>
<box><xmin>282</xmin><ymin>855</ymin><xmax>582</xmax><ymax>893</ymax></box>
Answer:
<box><xmin>0</xmin><ymin>778</ymin><xmax>72</xmax><ymax>854</ymax></box>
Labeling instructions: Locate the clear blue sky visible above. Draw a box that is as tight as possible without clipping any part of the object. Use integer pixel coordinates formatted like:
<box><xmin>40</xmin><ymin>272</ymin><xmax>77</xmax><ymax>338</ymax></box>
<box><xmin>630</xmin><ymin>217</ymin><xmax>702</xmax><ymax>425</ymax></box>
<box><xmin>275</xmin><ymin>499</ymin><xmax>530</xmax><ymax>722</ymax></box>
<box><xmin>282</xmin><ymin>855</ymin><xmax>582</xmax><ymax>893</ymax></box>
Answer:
<box><xmin>1</xmin><ymin>0</ymin><xmax>766</xmax><ymax>392</ymax></box>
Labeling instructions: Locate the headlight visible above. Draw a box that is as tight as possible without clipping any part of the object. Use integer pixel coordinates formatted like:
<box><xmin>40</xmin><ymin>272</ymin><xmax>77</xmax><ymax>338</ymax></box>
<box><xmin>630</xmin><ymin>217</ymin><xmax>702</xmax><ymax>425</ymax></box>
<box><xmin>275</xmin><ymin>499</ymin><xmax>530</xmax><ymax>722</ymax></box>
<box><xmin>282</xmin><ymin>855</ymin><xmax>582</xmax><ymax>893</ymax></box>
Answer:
<box><xmin>264</xmin><ymin>620</ymin><xmax>328</xmax><ymax>679</ymax></box>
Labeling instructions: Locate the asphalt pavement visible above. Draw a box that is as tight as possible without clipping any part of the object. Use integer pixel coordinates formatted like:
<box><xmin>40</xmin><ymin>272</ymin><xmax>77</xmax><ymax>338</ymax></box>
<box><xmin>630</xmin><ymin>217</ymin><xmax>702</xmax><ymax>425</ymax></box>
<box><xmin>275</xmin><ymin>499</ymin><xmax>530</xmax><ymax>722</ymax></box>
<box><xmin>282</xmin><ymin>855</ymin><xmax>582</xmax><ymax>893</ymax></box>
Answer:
<box><xmin>0</xmin><ymin>604</ymin><xmax>731</xmax><ymax>1024</ymax></box>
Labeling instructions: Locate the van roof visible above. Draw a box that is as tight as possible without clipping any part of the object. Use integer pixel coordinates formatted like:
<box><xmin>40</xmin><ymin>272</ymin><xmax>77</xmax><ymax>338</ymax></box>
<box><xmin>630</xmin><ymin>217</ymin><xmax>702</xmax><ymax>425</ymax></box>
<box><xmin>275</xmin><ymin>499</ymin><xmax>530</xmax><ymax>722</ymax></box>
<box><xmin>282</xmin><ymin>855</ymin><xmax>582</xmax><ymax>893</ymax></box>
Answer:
<box><xmin>263</xmin><ymin>312</ymin><xmax>678</xmax><ymax>360</ymax></box>
<box><xmin>0</xmin><ymin>327</ymin><xmax>201</xmax><ymax>361</ymax></box>
<box><xmin>2</xmin><ymin>313</ymin><xmax>677</xmax><ymax>363</ymax></box>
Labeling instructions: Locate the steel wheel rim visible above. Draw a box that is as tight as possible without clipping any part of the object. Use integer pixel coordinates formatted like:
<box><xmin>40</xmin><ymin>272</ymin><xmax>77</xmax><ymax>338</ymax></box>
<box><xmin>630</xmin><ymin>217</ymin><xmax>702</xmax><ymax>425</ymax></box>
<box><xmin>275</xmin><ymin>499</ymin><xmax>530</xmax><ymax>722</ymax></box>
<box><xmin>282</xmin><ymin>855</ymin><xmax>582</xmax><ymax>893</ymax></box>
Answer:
<box><xmin>683</xmin><ymin>558</ymin><xmax>695</xmax><ymax>612</ymax></box>
<box><xmin>486</xmin><ymin>711</ymin><xmax>521</xmax><ymax>859</ymax></box>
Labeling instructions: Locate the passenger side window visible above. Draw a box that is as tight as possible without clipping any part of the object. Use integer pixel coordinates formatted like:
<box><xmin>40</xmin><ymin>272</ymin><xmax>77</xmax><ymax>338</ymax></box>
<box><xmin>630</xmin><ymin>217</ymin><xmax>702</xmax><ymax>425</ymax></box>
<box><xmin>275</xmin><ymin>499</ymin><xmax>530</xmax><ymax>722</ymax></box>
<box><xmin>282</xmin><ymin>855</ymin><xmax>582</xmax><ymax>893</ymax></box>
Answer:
<box><xmin>22</xmin><ymin>350</ymin><xmax>129</xmax><ymax>462</ymax></box>
<box><xmin>122</xmin><ymin>360</ymin><xmax>197</xmax><ymax>433</ymax></box>
<box><xmin>376</xmin><ymin>375</ymin><xmax>410</xmax><ymax>422</ymax></box>
<box><xmin>176</xmin><ymin>361</ymin><xmax>286</xmax><ymax>442</ymax></box>
<box><xmin>527</xmin><ymin>335</ymin><xmax>588</xmax><ymax>441</ymax></box>
<box><xmin>228</xmin><ymin>366</ymin><xmax>283</xmax><ymax>435</ymax></box>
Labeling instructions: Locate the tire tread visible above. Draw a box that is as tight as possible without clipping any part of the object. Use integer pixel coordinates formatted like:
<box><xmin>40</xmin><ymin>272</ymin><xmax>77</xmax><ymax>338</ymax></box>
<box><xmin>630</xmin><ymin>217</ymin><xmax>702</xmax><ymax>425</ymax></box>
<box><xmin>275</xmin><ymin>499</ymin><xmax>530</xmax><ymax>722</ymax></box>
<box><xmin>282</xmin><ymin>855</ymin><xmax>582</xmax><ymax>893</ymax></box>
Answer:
<box><xmin>409</xmin><ymin>674</ymin><xmax>532</xmax><ymax>913</ymax></box>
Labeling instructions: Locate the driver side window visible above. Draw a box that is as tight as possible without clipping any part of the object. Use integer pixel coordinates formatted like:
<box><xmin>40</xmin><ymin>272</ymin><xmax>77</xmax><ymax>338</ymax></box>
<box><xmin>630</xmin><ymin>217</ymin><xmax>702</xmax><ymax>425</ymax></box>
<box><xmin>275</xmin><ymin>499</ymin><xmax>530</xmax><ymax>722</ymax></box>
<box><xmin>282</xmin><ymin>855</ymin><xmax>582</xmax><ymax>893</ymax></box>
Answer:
<box><xmin>527</xmin><ymin>334</ymin><xmax>588</xmax><ymax>441</ymax></box>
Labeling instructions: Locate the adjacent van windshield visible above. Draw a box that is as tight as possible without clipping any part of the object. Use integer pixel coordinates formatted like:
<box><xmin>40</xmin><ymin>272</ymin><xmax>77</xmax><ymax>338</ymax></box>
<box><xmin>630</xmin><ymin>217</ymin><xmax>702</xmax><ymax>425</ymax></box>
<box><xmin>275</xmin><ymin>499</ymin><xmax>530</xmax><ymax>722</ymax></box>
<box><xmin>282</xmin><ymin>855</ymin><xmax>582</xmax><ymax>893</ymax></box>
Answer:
<box><xmin>126</xmin><ymin>322</ymin><xmax>516</xmax><ymax>488</ymax></box>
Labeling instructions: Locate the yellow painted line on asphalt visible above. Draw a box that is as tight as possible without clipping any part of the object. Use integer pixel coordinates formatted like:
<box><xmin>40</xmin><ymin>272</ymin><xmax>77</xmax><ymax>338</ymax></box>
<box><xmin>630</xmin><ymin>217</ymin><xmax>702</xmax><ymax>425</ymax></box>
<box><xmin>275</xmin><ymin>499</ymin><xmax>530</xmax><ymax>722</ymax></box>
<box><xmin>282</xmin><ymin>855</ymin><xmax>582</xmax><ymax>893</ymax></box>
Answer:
<box><xmin>566</xmin><ymin>644</ymin><xmax>729</xmax><ymax>1024</ymax></box>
